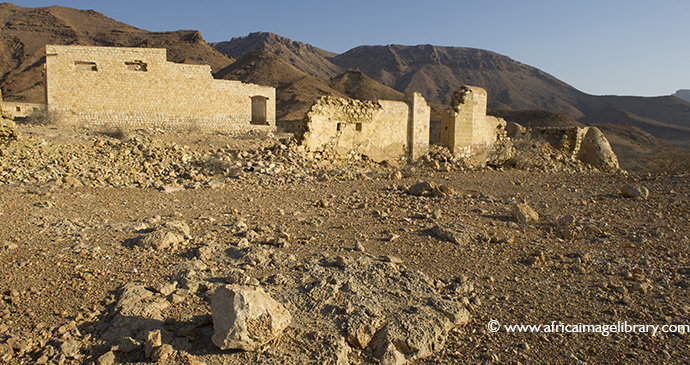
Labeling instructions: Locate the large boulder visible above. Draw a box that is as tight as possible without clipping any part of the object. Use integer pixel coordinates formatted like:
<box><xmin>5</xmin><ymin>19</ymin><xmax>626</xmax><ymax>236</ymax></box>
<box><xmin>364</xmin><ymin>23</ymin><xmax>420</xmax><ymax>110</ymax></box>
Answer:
<box><xmin>211</xmin><ymin>285</ymin><xmax>291</xmax><ymax>351</ymax></box>
<box><xmin>577</xmin><ymin>127</ymin><xmax>619</xmax><ymax>171</ymax></box>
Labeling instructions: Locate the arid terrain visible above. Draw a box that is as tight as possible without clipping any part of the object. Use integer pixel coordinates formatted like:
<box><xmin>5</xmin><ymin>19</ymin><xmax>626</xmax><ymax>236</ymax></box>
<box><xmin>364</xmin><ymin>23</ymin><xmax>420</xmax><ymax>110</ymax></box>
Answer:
<box><xmin>1</xmin><ymin>123</ymin><xmax>689</xmax><ymax>364</ymax></box>
<box><xmin>2</xmin><ymin>3</ymin><xmax>690</xmax><ymax>364</ymax></box>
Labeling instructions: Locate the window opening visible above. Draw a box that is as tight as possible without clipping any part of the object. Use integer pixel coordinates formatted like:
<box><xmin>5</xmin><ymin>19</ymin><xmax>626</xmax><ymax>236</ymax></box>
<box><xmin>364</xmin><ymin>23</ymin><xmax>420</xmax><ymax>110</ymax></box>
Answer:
<box><xmin>75</xmin><ymin>61</ymin><xmax>97</xmax><ymax>71</ymax></box>
<box><xmin>125</xmin><ymin>61</ymin><xmax>148</xmax><ymax>71</ymax></box>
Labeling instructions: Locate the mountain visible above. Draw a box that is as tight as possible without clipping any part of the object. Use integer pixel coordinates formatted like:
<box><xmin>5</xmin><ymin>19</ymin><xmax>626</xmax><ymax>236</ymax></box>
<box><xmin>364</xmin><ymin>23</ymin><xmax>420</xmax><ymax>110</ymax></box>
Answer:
<box><xmin>212</xmin><ymin>32</ymin><xmax>341</xmax><ymax>81</ymax></box>
<box><xmin>331</xmin><ymin>45</ymin><xmax>586</xmax><ymax>116</ymax></box>
<box><xmin>675</xmin><ymin>90</ymin><xmax>690</xmax><ymax>102</ymax></box>
<box><xmin>0</xmin><ymin>3</ymin><xmax>233</xmax><ymax>102</ymax></box>
<box><xmin>215</xmin><ymin>51</ymin><xmax>346</xmax><ymax>121</ymax></box>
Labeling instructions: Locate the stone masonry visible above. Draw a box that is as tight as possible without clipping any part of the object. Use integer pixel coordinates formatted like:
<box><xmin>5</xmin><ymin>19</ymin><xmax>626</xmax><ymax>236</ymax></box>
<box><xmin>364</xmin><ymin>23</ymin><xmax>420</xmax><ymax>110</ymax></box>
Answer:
<box><xmin>45</xmin><ymin>45</ymin><xmax>275</xmax><ymax>133</ymax></box>
<box><xmin>301</xmin><ymin>93</ymin><xmax>430</xmax><ymax>161</ymax></box>
<box><xmin>440</xmin><ymin>86</ymin><xmax>506</xmax><ymax>157</ymax></box>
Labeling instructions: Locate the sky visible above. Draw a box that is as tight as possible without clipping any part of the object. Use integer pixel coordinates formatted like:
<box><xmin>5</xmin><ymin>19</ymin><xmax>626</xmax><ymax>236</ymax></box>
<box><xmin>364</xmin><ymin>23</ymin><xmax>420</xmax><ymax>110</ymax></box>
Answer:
<box><xmin>11</xmin><ymin>0</ymin><xmax>690</xmax><ymax>96</ymax></box>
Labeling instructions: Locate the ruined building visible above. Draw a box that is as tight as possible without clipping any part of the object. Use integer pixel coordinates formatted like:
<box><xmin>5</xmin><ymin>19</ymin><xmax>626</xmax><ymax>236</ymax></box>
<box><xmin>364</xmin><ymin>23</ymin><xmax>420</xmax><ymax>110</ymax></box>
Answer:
<box><xmin>44</xmin><ymin>45</ymin><xmax>276</xmax><ymax>133</ymax></box>
<box><xmin>301</xmin><ymin>93</ymin><xmax>430</xmax><ymax>161</ymax></box>
<box><xmin>440</xmin><ymin>85</ymin><xmax>506</xmax><ymax>157</ymax></box>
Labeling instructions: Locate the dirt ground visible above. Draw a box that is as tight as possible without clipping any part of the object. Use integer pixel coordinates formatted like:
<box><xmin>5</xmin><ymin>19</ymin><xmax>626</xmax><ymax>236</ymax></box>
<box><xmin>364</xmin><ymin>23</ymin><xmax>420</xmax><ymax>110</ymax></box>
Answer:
<box><xmin>1</xmin><ymin>125</ymin><xmax>689</xmax><ymax>364</ymax></box>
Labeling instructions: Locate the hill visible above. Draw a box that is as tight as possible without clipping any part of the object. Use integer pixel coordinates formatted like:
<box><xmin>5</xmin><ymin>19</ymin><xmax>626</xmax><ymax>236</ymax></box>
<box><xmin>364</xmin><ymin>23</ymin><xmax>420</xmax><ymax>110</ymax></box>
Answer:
<box><xmin>212</xmin><ymin>32</ymin><xmax>340</xmax><ymax>81</ymax></box>
<box><xmin>578</xmin><ymin>106</ymin><xmax>690</xmax><ymax>144</ymax></box>
<box><xmin>0</xmin><ymin>3</ymin><xmax>233</xmax><ymax>102</ymax></box>
<box><xmin>328</xmin><ymin>70</ymin><xmax>405</xmax><ymax>102</ymax></box>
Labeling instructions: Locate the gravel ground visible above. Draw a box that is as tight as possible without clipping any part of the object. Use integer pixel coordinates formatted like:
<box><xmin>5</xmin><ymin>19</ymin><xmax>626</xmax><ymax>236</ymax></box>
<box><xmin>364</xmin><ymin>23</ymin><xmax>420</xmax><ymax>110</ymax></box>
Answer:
<box><xmin>1</xmin><ymin>125</ymin><xmax>689</xmax><ymax>364</ymax></box>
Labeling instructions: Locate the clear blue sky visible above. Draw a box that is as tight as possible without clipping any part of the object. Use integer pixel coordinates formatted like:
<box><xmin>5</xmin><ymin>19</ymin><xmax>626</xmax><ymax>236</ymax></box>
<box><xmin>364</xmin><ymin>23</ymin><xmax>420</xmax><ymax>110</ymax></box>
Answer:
<box><xmin>11</xmin><ymin>0</ymin><xmax>690</xmax><ymax>96</ymax></box>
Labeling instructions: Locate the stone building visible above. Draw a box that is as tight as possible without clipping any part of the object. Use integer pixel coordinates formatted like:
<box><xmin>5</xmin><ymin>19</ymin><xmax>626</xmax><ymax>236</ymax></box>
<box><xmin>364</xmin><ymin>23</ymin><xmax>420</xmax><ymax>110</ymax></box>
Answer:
<box><xmin>440</xmin><ymin>85</ymin><xmax>506</xmax><ymax>157</ymax></box>
<box><xmin>45</xmin><ymin>45</ymin><xmax>275</xmax><ymax>133</ymax></box>
<box><xmin>301</xmin><ymin>93</ymin><xmax>430</xmax><ymax>161</ymax></box>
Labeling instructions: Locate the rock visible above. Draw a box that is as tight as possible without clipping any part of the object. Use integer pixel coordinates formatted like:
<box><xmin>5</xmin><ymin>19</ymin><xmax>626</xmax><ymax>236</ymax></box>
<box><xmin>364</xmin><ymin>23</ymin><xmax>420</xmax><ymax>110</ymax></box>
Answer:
<box><xmin>430</xmin><ymin>224</ymin><xmax>480</xmax><ymax>245</ymax></box>
<box><xmin>577</xmin><ymin>127</ymin><xmax>619</xmax><ymax>171</ymax></box>
<box><xmin>136</xmin><ymin>222</ymin><xmax>189</xmax><ymax>250</ymax></box>
<box><xmin>368</xmin><ymin>306</ymin><xmax>460</xmax><ymax>365</ymax></box>
<box><xmin>103</xmin><ymin>284</ymin><xmax>170</xmax><ymax>342</ymax></box>
<box><xmin>408</xmin><ymin>181</ymin><xmax>436</xmax><ymax>196</ymax></box>
<box><xmin>211</xmin><ymin>285</ymin><xmax>292</xmax><ymax>351</ymax></box>
<box><xmin>354</xmin><ymin>241</ymin><xmax>366</xmax><ymax>252</ymax></box>
<box><xmin>621</xmin><ymin>184</ymin><xmax>649</xmax><ymax>200</ymax></box>
<box><xmin>137</xmin><ymin>230</ymin><xmax>183</xmax><ymax>250</ymax></box>
<box><xmin>152</xmin><ymin>344</ymin><xmax>174</xmax><ymax>362</ymax></box>
<box><xmin>97</xmin><ymin>351</ymin><xmax>116</xmax><ymax>365</ymax></box>
<box><xmin>59</xmin><ymin>340</ymin><xmax>80</xmax><ymax>358</ymax></box>
<box><xmin>144</xmin><ymin>330</ymin><xmax>162</xmax><ymax>359</ymax></box>
<box><xmin>512</xmin><ymin>203</ymin><xmax>539</xmax><ymax>223</ymax></box>
<box><xmin>0</xmin><ymin>118</ymin><xmax>17</xmax><ymax>140</ymax></box>
<box><xmin>114</xmin><ymin>337</ymin><xmax>140</xmax><ymax>353</ymax></box>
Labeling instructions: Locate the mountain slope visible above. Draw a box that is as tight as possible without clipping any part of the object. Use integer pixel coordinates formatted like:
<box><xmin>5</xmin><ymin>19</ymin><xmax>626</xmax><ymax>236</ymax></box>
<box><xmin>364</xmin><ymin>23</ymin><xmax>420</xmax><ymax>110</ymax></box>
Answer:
<box><xmin>329</xmin><ymin>70</ymin><xmax>405</xmax><ymax>102</ymax></box>
<box><xmin>578</xmin><ymin>106</ymin><xmax>690</xmax><ymax>143</ymax></box>
<box><xmin>212</xmin><ymin>32</ymin><xmax>341</xmax><ymax>81</ymax></box>
<box><xmin>0</xmin><ymin>3</ymin><xmax>233</xmax><ymax>102</ymax></box>
<box><xmin>331</xmin><ymin>44</ymin><xmax>587</xmax><ymax>117</ymax></box>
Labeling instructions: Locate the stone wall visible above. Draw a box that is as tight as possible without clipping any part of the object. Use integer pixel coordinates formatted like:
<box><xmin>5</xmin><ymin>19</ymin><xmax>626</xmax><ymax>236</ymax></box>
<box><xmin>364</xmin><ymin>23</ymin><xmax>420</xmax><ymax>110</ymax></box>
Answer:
<box><xmin>440</xmin><ymin>86</ymin><xmax>506</xmax><ymax>157</ymax></box>
<box><xmin>45</xmin><ymin>45</ymin><xmax>275</xmax><ymax>133</ymax></box>
<box><xmin>2</xmin><ymin>102</ymin><xmax>45</xmax><ymax>119</ymax></box>
<box><xmin>301</xmin><ymin>94</ymin><xmax>430</xmax><ymax>161</ymax></box>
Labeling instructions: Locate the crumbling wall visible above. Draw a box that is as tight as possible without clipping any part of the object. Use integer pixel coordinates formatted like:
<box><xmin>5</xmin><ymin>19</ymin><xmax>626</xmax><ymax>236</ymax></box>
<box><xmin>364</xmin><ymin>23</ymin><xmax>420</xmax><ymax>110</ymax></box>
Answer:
<box><xmin>301</xmin><ymin>94</ymin><xmax>430</xmax><ymax>161</ymax></box>
<box><xmin>2</xmin><ymin>102</ymin><xmax>45</xmax><ymax>119</ymax></box>
<box><xmin>440</xmin><ymin>86</ymin><xmax>506</xmax><ymax>157</ymax></box>
<box><xmin>45</xmin><ymin>45</ymin><xmax>275</xmax><ymax>133</ymax></box>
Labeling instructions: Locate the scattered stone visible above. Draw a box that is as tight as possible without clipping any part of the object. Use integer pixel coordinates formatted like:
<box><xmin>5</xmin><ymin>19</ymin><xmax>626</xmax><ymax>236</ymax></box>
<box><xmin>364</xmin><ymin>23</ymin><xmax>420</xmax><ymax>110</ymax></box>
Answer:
<box><xmin>512</xmin><ymin>202</ymin><xmax>539</xmax><ymax>223</ymax></box>
<box><xmin>211</xmin><ymin>285</ymin><xmax>292</xmax><ymax>351</ymax></box>
<box><xmin>621</xmin><ymin>184</ymin><xmax>649</xmax><ymax>200</ymax></box>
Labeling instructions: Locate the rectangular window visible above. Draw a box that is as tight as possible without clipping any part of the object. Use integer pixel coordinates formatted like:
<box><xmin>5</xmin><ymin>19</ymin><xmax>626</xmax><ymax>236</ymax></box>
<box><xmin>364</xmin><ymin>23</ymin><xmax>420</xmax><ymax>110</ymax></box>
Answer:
<box><xmin>125</xmin><ymin>61</ymin><xmax>148</xmax><ymax>71</ymax></box>
<box><xmin>356</xmin><ymin>123</ymin><xmax>362</xmax><ymax>132</ymax></box>
<box><xmin>75</xmin><ymin>61</ymin><xmax>97</xmax><ymax>71</ymax></box>
<box><xmin>16</xmin><ymin>106</ymin><xmax>21</xmax><ymax>112</ymax></box>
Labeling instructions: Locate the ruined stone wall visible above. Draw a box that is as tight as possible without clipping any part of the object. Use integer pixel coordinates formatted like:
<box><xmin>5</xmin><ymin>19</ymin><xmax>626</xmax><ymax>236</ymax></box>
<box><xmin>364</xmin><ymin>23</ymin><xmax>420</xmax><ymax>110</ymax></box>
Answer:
<box><xmin>406</xmin><ymin>92</ymin><xmax>430</xmax><ymax>160</ymax></box>
<box><xmin>440</xmin><ymin>86</ymin><xmax>505</xmax><ymax>157</ymax></box>
<box><xmin>45</xmin><ymin>45</ymin><xmax>275</xmax><ymax>133</ymax></box>
<box><xmin>302</xmin><ymin>94</ymin><xmax>430</xmax><ymax>161</ymax></box>
<box><xmin>2</xmin><ymin>102</ymin><xmax>45</xmax><ymax>118</ymax></box>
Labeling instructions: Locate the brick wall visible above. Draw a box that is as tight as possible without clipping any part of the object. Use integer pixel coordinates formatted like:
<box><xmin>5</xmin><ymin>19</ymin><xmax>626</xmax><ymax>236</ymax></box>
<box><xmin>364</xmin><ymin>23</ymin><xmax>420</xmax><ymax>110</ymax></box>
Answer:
<box><xmin>45</xmin><ymin>45</ymin><xmax>275</xmax><ymax>133</ymax></box>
